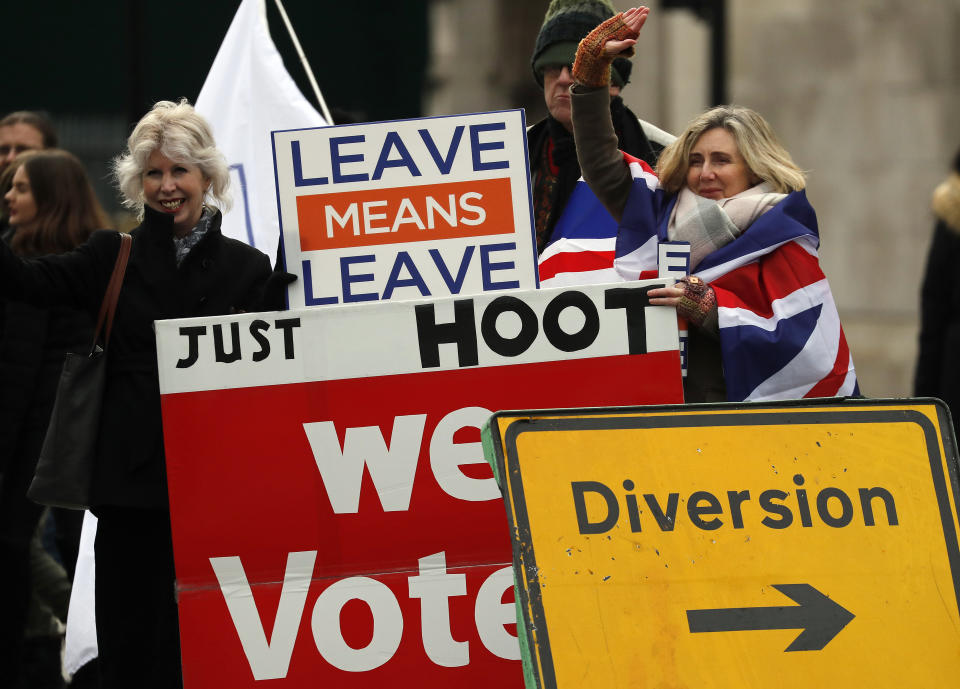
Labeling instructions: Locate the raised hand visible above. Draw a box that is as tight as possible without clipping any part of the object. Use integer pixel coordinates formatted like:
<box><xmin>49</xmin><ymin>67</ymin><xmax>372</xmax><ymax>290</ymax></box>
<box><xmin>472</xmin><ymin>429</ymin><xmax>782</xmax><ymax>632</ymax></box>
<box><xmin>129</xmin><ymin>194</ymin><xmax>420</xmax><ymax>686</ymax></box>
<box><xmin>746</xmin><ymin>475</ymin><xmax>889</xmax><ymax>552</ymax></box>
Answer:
<box><xmin>574</xmin><ymin>6</ymin><xmax>650</xmax><ymax>88</ymax></box>
<box><xmin>602</xmin><ymin>6</ymin><xmax>649</xmax><ymax>57</ymax></box>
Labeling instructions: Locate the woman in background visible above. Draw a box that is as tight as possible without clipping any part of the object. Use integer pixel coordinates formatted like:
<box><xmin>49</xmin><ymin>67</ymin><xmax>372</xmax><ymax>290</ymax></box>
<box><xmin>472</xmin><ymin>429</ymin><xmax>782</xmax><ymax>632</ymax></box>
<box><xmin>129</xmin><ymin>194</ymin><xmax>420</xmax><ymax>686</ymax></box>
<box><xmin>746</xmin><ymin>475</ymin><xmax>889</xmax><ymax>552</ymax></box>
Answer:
<box><xmin>0</xmin><ymin>149</ymin><xmax>106</xmax><ymax>686</ymax></box>
<box><xmin>915</xmin><ymin>147</ymin><xmax>960</xmax><ymax>438</ymax></box>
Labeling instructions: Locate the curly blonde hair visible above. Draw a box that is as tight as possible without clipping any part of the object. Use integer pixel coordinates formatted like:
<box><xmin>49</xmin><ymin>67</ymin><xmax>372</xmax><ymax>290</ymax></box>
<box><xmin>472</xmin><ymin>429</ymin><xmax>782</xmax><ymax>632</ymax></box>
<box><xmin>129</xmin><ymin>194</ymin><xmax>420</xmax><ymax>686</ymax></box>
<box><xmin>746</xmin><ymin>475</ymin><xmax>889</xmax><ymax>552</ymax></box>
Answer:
<box><xmin>113</xmin><ymin>99</ymin><xmax>231</xmax><ymax>218</ymax></box>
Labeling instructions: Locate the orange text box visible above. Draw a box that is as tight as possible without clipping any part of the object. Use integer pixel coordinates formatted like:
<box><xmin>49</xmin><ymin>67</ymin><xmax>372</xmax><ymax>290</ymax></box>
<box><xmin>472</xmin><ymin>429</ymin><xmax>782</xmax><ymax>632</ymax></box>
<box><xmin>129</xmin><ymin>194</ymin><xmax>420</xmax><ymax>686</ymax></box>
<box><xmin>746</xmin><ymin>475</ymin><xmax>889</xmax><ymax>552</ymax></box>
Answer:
<box><xmin>296</xmin><ymin>178</ymin><xmax>515</xmax><ymax>251</ymax></box>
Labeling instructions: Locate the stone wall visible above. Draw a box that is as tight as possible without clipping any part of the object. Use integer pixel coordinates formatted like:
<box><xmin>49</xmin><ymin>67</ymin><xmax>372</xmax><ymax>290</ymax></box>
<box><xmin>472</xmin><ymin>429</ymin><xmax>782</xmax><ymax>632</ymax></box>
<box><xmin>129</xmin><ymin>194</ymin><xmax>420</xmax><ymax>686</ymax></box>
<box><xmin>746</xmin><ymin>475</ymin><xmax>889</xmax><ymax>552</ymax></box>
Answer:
<box><xmin>727</xmin><ymin>0</ymin><xmax>960</xmax><ymax>396</ymax></box>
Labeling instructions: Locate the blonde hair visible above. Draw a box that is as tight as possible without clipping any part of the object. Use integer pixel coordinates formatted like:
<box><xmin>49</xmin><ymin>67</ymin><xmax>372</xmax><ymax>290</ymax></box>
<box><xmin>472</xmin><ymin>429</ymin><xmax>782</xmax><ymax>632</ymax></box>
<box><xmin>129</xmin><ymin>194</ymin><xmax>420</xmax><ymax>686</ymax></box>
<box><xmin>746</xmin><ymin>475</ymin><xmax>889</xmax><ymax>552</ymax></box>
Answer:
<box><xmin>657</xmin><ymin>105</ymin><xmax>806</xmax><ymax>194</ymax></box>
<box><xmin>113</xmin><ymin>99</ymin><xmax>230</xmax><ymax>218</ymax></box>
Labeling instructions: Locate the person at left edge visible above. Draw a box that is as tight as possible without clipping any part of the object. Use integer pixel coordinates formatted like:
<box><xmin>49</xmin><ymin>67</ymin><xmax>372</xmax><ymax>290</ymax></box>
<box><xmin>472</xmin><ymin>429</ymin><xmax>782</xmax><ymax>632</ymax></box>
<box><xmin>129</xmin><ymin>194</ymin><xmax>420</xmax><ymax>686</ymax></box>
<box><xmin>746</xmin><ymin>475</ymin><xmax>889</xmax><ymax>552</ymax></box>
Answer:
<box><xmin>0</xmin><ymin>99</ymin><xmax>295</xmax><ymax>689</ymax></box>
<box><xmin>0</xmin><ymin>149</ymin><xmax>103</xmax><ymax>687</ymax></box>
<box><xmin>0</xmin><ymin>112</ymin><xmax>59</xmax><ymax>249</ymax></box>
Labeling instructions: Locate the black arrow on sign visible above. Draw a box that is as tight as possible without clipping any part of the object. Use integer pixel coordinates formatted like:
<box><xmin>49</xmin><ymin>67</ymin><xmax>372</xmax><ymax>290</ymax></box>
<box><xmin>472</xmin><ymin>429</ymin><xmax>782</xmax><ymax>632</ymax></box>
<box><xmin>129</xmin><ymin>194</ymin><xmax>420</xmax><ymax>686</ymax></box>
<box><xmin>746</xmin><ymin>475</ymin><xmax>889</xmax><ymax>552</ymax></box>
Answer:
<box><xmin>686</xmin><ymin>583</ymin><xmax>854</xmax><ymax>651</ymax></box>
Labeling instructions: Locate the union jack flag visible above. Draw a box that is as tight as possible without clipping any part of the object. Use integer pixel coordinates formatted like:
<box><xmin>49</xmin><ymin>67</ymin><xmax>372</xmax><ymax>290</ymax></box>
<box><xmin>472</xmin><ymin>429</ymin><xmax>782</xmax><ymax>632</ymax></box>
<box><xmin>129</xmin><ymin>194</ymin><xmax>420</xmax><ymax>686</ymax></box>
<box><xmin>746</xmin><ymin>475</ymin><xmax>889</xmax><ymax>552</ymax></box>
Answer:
<box><xmin>538</xmin><ymin>154</ymin><xmax>859</xmax><ymax>402</ymax></box>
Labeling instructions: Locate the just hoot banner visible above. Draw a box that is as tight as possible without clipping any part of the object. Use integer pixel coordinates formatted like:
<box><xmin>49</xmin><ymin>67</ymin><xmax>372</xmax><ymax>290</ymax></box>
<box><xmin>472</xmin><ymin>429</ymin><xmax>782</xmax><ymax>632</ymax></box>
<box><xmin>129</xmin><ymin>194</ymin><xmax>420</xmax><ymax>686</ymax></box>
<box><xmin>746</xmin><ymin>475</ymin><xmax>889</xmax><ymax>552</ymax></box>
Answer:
<box><xmin>155</xmin><ymin>281</ymin><xmax>683</xmax><ymax>687</ymax></box>
<box><xmin>272</xmin><ymin>110</ymin><xmax>539</xmax><ymax>309</ymax></box>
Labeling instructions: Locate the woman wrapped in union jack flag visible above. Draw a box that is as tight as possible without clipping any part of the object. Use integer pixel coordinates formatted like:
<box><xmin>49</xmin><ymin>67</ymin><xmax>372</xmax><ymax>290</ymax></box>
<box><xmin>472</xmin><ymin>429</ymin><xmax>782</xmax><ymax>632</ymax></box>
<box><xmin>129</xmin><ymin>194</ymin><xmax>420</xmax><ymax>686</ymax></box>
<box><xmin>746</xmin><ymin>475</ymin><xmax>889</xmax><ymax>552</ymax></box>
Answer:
<box><xmin>560</xmin><ymin>6</ymin><xmax>859</xmax><ymax>403</ymax></box>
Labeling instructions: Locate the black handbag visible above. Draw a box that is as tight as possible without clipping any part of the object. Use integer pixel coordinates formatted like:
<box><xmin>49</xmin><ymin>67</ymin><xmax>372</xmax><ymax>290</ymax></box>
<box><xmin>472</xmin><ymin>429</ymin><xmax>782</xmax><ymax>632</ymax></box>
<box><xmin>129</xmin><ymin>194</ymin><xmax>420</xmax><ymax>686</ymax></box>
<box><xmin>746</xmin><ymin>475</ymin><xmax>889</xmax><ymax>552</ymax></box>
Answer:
<box><xmin>27</xmin><ymin>232</ymin><xmax>132</xmax><ymax>509</ymax></box>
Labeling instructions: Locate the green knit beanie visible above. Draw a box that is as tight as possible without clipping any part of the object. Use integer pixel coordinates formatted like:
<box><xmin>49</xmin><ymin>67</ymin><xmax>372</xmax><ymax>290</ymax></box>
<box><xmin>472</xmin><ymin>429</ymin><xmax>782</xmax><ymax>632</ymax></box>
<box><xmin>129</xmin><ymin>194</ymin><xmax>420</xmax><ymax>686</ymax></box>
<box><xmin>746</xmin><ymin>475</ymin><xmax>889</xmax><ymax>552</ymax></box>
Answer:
<box><xmin>531</xmin><ymin>0</ymin><xmax>631</xmax><ymax>88</ymax></box>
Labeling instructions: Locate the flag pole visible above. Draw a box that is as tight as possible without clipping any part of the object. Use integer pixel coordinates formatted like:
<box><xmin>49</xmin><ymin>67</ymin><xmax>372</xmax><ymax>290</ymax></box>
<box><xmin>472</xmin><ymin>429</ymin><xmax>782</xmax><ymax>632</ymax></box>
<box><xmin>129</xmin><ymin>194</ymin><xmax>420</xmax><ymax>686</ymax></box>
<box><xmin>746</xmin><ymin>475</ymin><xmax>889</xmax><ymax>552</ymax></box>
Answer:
<box><xmin>271</xmin><ymin>0</ymin><xmax>334</xmax><ymax>124</ymax></box>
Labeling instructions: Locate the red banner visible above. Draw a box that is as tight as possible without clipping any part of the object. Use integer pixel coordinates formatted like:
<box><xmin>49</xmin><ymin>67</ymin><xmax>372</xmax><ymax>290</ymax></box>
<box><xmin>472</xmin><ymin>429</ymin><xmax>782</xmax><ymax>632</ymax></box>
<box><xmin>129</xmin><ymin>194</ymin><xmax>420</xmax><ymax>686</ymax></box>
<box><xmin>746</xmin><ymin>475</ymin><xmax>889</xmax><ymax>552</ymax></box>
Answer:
<box><xmin>157</xmin><ymin>283</ymin><xmax>683</xmax><ymax>686</ymax></box>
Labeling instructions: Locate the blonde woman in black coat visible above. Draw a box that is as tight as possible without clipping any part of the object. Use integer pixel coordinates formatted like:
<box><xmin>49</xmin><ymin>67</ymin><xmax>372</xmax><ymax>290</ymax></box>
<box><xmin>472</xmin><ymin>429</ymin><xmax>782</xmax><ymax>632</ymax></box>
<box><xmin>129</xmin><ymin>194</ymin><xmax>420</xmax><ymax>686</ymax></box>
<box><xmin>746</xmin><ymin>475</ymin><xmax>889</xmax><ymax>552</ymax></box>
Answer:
<box><xmin>0</xmin><ymin>100</ymin><xmax>292</xmax><ymax>689</ymax></box>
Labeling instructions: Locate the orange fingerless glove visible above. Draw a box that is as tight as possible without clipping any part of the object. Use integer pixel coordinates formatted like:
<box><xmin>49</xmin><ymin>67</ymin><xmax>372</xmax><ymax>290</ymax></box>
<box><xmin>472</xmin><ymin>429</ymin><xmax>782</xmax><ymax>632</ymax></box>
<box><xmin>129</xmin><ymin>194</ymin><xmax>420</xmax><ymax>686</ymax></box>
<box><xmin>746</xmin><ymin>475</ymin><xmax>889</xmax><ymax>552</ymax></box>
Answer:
<box><xmin>675</xmin><ymin>276</ymin><xmax>717</xmax><ymax>328</ymax></box>
<box><xmin>573</xmin><ymin>13</ymin><xmax>638</xmax><ymax>88</ymax></box>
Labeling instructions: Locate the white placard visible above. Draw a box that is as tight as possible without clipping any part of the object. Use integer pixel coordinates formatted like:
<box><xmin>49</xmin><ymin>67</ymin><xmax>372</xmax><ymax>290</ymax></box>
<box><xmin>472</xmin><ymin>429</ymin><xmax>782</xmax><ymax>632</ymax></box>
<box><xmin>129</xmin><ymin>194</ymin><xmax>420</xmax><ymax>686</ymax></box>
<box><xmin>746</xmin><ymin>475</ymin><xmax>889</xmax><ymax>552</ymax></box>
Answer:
<box><xmin>272</xmin><ymin>110</ymin><xmax>538</xmax><ymax>309</ymax></box>
<box><xmin>155</xmin><ymin>281</ymin><xmax>678</xmax><ymax>395</ymax></box>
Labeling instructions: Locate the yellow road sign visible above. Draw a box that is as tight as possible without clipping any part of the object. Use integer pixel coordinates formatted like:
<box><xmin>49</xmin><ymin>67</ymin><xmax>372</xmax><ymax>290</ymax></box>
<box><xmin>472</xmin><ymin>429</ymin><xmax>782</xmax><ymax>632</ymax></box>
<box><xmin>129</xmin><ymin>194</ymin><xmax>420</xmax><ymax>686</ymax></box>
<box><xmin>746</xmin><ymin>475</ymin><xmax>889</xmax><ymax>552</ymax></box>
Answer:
<box><xmin>483</xmin><ymin>399</ymin><xmax>960</xmax><ymax>688</ymax></box>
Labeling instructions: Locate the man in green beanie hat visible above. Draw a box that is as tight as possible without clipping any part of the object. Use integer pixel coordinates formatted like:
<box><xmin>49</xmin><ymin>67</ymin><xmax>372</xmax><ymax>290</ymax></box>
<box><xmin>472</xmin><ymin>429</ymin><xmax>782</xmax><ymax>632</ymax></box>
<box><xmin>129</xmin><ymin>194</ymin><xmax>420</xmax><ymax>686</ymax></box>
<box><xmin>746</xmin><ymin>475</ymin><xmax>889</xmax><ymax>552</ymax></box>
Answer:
<box><xmin>528</xmin><ymin>0</ymin><xmax>673</xmax><ymax>253</ymax></box>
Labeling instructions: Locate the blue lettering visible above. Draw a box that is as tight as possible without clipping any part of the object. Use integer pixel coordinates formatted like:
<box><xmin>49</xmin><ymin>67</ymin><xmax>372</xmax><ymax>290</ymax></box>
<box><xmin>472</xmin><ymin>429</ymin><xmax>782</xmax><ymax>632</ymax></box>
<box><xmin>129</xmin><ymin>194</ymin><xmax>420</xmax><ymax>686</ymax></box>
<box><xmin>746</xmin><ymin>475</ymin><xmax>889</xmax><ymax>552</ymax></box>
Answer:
<box><xmin>291</xmin><ymin>141</ymin><xmax>328</xmax><ymax>186</ymax></box>
<box><xmin>302</xmin><ymin>259</ymin><xmax>338</xmax><ymax>305</ymax></box>
<box><xmin>330</xmin><ymin>135</ymin><xmax>369</xmax><ymax>184</ymax></box>
<box><xmin>340</xmin><ymin>254</ymin><xmax>377</xmax><ymax>304</ymax></box>
<box><xmin>419</xmin><ymin>126</ymin><xmax>464</xmax><ymax>175</ymax></box>
<box><xmin>480</xmin><ymin>242</ymin><xmax>519</xmax><ymax>290</ymax></box>
<box><xmin>372</xmin><ymin>131</ymin><xmax>421</xmax><ymax>181</ymax></box>
<box><xmin>430</xmin><ymin>246</ymin><xmax>474</xmax><ymax>294</ymax></box>
<box><xmin>341</xmin><ymin>254</ymin><xmax>379</xmax><ymax>302</ymax></box>
<box><xmin>470</xmin><ymin>122</ymin><xmax>509</xmax><ymax>171</ymax></box>
<box><xmin>383</xmin><ymin>252</ymin><xmax>431</xmax><ymax>300</ymax></box>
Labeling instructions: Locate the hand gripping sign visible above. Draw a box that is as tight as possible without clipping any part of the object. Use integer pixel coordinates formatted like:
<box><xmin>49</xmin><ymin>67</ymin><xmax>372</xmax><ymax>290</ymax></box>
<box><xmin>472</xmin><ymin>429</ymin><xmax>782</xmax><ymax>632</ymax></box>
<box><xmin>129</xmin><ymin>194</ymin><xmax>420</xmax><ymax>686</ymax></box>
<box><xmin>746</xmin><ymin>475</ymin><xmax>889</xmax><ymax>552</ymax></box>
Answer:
<box><xmin>155</xmin><ymin>281</ymin><xmax>683</xmax><ymax>687</ymax></box>
<box><xmin>273</xmin><ymin>110</ymin><xmax>539</xmax><ymax>308</ymax></box>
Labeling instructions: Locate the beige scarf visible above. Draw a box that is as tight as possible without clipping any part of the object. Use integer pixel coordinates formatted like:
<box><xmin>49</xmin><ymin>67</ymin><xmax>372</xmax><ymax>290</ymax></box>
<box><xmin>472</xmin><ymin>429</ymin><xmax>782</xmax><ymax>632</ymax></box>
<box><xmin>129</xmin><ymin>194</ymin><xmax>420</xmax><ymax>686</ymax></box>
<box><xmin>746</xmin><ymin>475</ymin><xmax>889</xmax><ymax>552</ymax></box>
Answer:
<box><xmin>667</xmin><ymin>182</ymin><xmax>786</xmax><ymax>271</ymax></box>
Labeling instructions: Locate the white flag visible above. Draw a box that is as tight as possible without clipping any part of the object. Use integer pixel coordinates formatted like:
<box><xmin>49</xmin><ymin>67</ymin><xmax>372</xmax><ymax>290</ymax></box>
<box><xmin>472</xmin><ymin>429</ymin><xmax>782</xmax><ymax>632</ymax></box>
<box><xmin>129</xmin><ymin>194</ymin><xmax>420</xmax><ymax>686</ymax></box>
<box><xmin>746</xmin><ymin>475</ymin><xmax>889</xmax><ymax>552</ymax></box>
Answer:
<box><xmin>196</xmin><ymin>0</ymin><xmax>326</xmax><ymax>263</ymax></box>
<box><xmin>63</xmin><ymin>511</ymin><xmax>98</xmax><ymax>678</ymax></box>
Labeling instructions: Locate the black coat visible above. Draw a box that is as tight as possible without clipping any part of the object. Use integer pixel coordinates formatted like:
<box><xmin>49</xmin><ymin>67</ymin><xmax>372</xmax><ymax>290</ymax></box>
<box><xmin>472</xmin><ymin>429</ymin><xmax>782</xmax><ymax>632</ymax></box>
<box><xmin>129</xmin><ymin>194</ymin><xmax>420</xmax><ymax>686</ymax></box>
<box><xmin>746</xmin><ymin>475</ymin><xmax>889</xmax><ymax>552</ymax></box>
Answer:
<box><xmin>0</xmin><ymin>256</ymin><xmax>93</xmax><ymax>546</ymax></box>
<box><xmin>0</xmin><ymin>301</ymin><xmax>91</xmax><ymax>471</ymax></box>
<box><xmin>0</xmin><ymin>206</ymin><xmax>274</xmax><ymax>509</ymax></box>
<box><xmin>915</xmin><ymin>176</ymin><xmax>960</xmax><ymax>436</ymax></box>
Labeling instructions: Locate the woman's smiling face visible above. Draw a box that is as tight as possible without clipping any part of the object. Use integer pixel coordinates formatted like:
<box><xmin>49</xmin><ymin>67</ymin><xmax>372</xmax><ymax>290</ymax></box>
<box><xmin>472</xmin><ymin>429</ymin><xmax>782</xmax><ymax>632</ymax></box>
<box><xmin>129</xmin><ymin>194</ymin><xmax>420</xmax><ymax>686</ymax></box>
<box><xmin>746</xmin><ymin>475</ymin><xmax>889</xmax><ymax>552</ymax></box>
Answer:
<box><xmin>142</xmin><ymin>149</ymin><xmax>208</xmax><ymax>237</ymax></box>
<box><xmin>686</xmin><ymin>127</ymin><xmax>756</xmax><ymax>200</ymax></box>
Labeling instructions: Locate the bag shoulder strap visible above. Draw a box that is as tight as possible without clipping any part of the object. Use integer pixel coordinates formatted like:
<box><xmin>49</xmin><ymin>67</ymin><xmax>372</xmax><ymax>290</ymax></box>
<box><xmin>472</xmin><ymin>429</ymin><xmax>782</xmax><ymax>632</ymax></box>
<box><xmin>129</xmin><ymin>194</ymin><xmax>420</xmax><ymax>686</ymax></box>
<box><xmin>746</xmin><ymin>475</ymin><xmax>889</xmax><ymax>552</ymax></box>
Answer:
<box><xmin>91</xmin><ymin>232</ymin><xmax>132</xmax><ymax>353</ymax></box>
